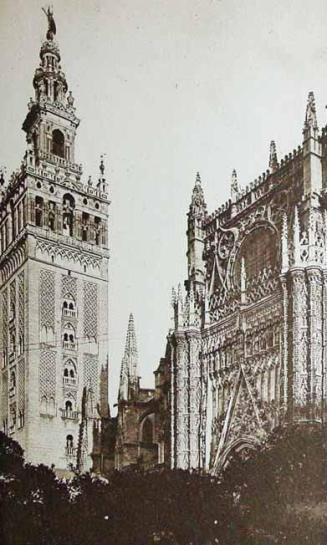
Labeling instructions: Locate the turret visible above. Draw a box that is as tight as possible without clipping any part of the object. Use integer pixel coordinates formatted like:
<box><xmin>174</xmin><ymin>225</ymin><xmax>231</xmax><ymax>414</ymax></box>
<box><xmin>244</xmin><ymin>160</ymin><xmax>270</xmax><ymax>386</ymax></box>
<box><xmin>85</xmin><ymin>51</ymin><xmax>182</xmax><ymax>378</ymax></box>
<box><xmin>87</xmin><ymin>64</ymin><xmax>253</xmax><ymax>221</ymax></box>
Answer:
<box><xmin>186</xmin><ymin>172</ymin><xmax>207</xmax><ymax>296</ymax></box>
<box><xmin>118</xmin><ymin>314</ymin><xmax>139</xmax><ymax>401</ymax></box>
<box><xmin>302</xmin><ymin>92</ymin><xmax>322</xmax><ymax>196</ymax></box>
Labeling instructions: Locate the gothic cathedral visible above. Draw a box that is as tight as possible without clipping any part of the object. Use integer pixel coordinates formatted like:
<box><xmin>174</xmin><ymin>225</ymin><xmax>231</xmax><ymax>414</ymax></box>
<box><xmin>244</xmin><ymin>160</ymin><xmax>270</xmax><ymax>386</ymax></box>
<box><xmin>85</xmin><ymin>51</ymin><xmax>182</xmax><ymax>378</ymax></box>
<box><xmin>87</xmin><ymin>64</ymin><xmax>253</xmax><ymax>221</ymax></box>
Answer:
<box><xmin>0</xmin><ymin>10</ymin><xmax>109</xmax><ymax>474</ymax></box>
<box><xmin>169</xmin><ymin>92</ymin><xmax>327</xmax><ymax>473</ymax></box>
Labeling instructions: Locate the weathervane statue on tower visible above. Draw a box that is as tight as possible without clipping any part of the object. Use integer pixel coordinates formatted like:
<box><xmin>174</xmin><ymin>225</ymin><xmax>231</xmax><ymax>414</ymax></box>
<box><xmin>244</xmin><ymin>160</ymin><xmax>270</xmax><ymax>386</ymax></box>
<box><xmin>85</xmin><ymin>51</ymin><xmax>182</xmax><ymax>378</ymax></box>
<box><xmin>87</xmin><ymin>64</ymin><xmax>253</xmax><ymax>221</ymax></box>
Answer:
<box><xmin>42</xmin><ymin>6</ymin><xmax>56</xmax><ymax>40</ymax></box>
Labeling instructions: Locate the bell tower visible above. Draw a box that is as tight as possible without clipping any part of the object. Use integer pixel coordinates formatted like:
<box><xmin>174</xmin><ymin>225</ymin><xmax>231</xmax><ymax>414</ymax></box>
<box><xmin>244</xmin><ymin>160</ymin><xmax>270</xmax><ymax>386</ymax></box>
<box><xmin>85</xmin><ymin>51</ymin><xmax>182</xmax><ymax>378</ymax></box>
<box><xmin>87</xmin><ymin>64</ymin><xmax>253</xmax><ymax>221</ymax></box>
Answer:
<box><xmin>0</xmin><ymin>8</ymin><xmax>109</xmax><ymax>474</ymax></box>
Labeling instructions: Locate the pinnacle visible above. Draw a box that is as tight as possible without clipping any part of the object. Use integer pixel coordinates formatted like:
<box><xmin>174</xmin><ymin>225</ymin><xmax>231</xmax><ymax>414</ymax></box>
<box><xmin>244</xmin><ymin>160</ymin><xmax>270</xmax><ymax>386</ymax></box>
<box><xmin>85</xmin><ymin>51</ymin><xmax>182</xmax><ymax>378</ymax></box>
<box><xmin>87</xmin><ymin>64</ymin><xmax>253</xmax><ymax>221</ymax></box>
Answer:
<box><xmin>304</xmin><ymin>91</ymin><xmax>318</xmax><ymax>130</ymax></box>
<box><xmin>195</xmin><ymin>172</ymin><xmax>201</xmax><ymax>185</ymax></box>
<box><xmin>269</xmin><ymin>140</ymin><xmax>278</xmax><ymax>171</ymax></box>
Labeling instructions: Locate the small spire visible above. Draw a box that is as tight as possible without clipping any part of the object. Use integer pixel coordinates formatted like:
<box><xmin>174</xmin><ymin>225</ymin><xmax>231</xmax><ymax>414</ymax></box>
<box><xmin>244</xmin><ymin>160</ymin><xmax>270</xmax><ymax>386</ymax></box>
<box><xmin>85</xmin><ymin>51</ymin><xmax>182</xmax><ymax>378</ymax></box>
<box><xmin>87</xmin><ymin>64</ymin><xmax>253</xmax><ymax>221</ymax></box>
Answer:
<box><xmin>231</xmin><ymin>169</ymin><xmax>238</xmax><ymax>200</ymax></box>
<box><xmin>190</xmin><ymin>171</ymin><xmax>206</xmax><ymax>216</ymax></box>
<box><xmin>304</xmin><ymin>91</ymin><xmax>318</xmax><ymax>131</ymax></box>
<box><xmin>269</xmin><ymin>141</ymin><xmax>278</xmax><ymax>172</ymax></box>
<box><xmin>118</xmin><ymin>313</ymin><xmax>139</xmax><ymax>401</ymax></box>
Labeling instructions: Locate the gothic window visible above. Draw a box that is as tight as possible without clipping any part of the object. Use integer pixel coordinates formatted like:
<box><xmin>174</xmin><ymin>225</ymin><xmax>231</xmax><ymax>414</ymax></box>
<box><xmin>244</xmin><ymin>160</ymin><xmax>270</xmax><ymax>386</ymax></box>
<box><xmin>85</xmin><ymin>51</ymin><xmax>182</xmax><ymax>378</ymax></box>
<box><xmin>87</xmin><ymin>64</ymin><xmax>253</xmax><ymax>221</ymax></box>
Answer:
<box><xmin>63</xmin><ymin>324</ymin><xmax>76</xmax><ymax>350</ymax></box>
<box><xmin>94</xmin><ymin>217</ymin><xmax>101</xmax><ymax>246</ymax></box>
<box><xmin>62</xmin><ymin>194</ymin><xmax>75</xmax><ymax>236</ymax></box>
<box><xmin>52</xmin><ymin>129</ymin><xmax>65</xmax><ymax>158</ymax></box>
<box><xmin>141</xmin><ymin>417</ymin><xmax>154</xmax><ymax>444</ymax></box>
<box><xmin>35</xmin><ymin>196</ymin><xmax>44</xmax><ymax>227</ymax></box>
<box><xmin>235</xmin><ymin>227</ymin><xmax>278</xmax><ymax>288</ymax></box>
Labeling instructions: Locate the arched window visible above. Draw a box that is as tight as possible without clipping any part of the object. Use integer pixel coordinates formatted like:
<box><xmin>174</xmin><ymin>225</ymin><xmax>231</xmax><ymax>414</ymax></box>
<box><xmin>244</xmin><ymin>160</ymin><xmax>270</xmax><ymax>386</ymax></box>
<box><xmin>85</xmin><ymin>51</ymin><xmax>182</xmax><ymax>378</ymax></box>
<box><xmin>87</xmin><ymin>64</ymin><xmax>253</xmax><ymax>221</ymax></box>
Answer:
<box><xmin>48</xmin><ymin>201</ymin><xmax>56</xmax><ymax>231</ymax></box>
<box><xmin>35</xmin><ymin>196</ymin><xmax>44</xmax><ymax>227</ymax></box>
<box><xmin>9</xmin><ymin>371</ymin><xmax>16</xmax><ymax>395</ymax></box>
<box><xmin>65</xmin><ymin>400</ymin><xmax>73</xmax><ymax>413</ymax></box>
<box><xmin>62</xmin><ymin>194</ymin><xmax>75</xmax><ymax>236</ymax></box>
<box><xmin>66</xmin><ymin>434</ymin><xmax>74</xmax><ymax>455</ymax></box>
<box><xmin>52</xmin><ymin>129</ymin><xmax>65</xmax><ymax>158</ymax></box>
<box><xmin>62</xmin><ymin>295</ymin><xmax>76</xmax><ymax>317</ymax></box>
<box><xmin>94</xmin><ymin>217</ymin><xmax>101</xmax><ymax>246</ymax></box>
<box><xmin>63</xmin><ymin>359</ymin><xmax>77</xmax><ymax>385</ymax></box>
<box><xmin>63</xmin><ymin>324</ymin><xmax>76</xmax><ymax>350</ymax></box>
<box><xmin>141</xmin><ymin>418</ymin><xmax>153</xmax><ymax>444</ymax></box>
<box><xmin>82</xmin><ymin>212</ymin><xmax>89</xmax><ymax>242</ymax></box>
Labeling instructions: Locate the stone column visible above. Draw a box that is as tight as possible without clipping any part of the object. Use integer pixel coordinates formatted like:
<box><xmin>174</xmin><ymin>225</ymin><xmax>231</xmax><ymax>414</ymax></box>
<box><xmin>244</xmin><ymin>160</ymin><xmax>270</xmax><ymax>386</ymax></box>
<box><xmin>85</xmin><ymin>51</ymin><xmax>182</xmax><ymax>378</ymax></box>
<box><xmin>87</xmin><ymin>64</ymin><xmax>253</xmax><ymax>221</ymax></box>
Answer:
<box><xmin>289</xmin><ymin>269</ymin><xmax>308</xmax><ymax>420</ymax></box>
<box><xmin>175</xmin><ymin>334</ymin><xmax>189</xmax><ymax>469</ymax></box>
<box><xmin>188</xmin><ymin>332</ymin><xmax>201</xmax><ymax>469</ymax></box>
<box><xmin>307</xmin><ymin>268</ymin><xmax>323</xmax><ymax>421</ymax></box>
<box><xmin>322</xmin><ymin>271</ymin><xmax>327</xmax><ymax>423</ymax></box>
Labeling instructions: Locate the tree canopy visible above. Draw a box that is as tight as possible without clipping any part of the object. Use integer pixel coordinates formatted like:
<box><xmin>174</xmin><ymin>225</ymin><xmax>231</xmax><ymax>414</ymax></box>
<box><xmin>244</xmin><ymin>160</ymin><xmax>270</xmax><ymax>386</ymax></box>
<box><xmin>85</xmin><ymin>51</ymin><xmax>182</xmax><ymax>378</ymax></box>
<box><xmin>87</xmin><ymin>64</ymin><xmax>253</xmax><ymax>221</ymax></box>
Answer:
<box><xmin>0</xmin><ymin>425</ymin><xmax>326</xmax><ymax>545</ymax></box>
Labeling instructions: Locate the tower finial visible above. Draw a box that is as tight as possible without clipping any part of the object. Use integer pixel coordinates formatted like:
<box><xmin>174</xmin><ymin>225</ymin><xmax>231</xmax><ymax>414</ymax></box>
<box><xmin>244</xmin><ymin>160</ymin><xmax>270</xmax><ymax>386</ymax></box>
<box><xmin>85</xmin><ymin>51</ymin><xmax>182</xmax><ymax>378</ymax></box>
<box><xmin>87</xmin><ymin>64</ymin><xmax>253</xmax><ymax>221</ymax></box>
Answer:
<box><xmin>99</xmin><ymin>155</ymin><xmax>105</xmax><ymax>177</ymax></box>
<box><xmin>42</xmin><ymin>6</ymin><xmax>56</xmax><ymax>40</ymax></box>
<box><xmin>304</xmin><ymin>91</ymin><xmax>318</xmax><ymax>131</ymax></box>
<box><xmin>269</xmin><ymin>140</ymin><xmax>278</xmax><ymax>172</ymax></box>
<box><xmin>231</xmin><ymin>169</ymin><xmax>238</xmax><ymax>200</ymax></box>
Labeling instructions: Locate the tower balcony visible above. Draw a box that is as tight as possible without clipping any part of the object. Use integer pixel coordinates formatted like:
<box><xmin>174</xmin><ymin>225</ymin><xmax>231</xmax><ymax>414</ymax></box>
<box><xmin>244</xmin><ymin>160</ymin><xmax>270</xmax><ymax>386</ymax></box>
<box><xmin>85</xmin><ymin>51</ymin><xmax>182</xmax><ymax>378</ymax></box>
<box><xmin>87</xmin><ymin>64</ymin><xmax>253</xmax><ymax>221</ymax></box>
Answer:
<box><xmin>63</xmin><ymin>308</ymin><xmax>76</xmax><ymax>318</ymax></box>
<box><xmin>39</xmin><ymin>149</ymin><xmax>82</xmax><ymax>175</ymax></box>
<box><xmin>63</xmin><ymin>376</ymin><xmax>77</xmax><ymax>387</ymax></box>
<box><xmin>63</xmin><ymin>341</ymin><xmax>76</xmax><ymax>351</ymax></box>
<box><xmin>60</xmin><ymin>408</ymin><xmax>79</xmax><ymax>420</ymax></box>
<box><xmin>65</xmin><ymin>446</ymin><xmax>77</xmax><ymax>457</ymax></box>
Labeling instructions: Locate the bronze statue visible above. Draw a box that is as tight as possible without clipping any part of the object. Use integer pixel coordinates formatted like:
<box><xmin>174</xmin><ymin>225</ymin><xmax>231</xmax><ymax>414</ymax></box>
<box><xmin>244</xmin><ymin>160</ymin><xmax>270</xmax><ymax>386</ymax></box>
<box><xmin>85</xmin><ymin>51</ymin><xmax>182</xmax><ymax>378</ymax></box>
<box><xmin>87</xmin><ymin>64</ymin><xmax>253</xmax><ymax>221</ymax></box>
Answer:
<box><xmin>42</xmin><ymin>7</ymin><xmax>56</xmax><ymax>40</ymax></box>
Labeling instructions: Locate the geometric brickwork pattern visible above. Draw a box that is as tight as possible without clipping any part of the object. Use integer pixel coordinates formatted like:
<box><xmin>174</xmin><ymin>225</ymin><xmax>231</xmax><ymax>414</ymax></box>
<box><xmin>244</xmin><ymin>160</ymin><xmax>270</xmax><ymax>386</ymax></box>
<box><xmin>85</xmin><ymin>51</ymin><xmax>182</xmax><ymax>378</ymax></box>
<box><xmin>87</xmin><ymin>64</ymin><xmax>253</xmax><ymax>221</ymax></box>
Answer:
<box><xmin>61</xmin><ymin>274</ymin><xmax>77</xmax><ymax>299</ymax></box>
<box><xmin>10</xmin><ymin>279</ymin><xmax>16</xmax><ymax>319</ymax></box>
<box><xmin>18</xmin><ymin>357</ymin><xmax>25</xmax><ymax>417</ymax></box>
<box><xmin>83</xmin><ymin>354</ymin><xmax>99</xmax><ymax>401</ymax></box>
<box><xmin>2</xmin><ymin>289</ymin><xmax>8</xmax><ymax>359</ymax></box>
<box><xmin>18</xmin><ymin>272</ymin><xmax>25</xmax><ymax>352</ymax></box>
<box><xmin>39</xmin><ymin>350</ymin><xmax>56</xmax><ymax>400</ymax></box>
<box><xmin>40</xmin><ymin>270</ymin><xmax>56</xmax><ymax>328</ymax></box>
<box><xmin>1</xmin><ymin>370</ymin><xmax>8</xmax><ymax>421</ymax></box>
<box><xmin>83</xmin><ymin>281</ymin><xmax>97</xmax><ymax>338</ymax></box>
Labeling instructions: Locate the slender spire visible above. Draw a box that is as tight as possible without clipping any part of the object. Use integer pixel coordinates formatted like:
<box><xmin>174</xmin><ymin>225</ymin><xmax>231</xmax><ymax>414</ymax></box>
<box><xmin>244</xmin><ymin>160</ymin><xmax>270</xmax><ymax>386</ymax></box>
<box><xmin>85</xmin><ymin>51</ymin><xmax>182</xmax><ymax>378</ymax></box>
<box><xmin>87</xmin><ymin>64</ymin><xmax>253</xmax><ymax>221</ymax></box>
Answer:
<box><xmin>118</xmin><ymin>314</ymin><xmax>139</xmax><ymax>401</ymax></box>
<box><xmin>304</xmin><ymin>91</ymin><xmax>318</xmax><ymax>132</ymax></box>
<box><xmin>269</xmin><ymin>140</ymin><xmax>278</xmax><ymax>172</ymax></box>
<box><xmin>190</xmin><ymin>172</ymin><xmax>206</xmax><ymax>216</ymax></box>
<box><xmin>231</xmin><ymin>169</ymin><xmax>238</xmax><ymax>201</ymax></box>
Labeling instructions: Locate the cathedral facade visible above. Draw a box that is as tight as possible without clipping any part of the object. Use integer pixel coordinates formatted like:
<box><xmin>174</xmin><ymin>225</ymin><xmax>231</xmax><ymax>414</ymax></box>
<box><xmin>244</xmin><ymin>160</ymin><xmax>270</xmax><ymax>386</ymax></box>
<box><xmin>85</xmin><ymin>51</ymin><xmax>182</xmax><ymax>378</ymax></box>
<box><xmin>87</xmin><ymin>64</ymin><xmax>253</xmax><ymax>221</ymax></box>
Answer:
<box><xmin>168</xmin><ymin>92</ymin><xmax>327</xmax><ymax>473</ymax></box>
<box><xmin>0</xmin><ymin>10</ymin><xmax>109</xmax><ymax>474</ymax></box>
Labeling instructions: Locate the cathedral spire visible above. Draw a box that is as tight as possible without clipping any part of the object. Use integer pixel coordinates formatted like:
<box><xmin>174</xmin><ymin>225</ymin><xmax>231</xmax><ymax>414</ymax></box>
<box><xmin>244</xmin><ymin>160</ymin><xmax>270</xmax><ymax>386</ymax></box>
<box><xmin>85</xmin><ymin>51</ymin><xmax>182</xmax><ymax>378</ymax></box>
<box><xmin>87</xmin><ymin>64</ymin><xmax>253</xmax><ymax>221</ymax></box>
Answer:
<box><xmin>118</xmin><ymin>314</ymin><xmax>139</xmax><ymax>401</ymax></box>
<box><xmin>302</xmin><ymin>92</ymin><xmax>322</xmax><ymax>196</ymax></box>
<box><xmin>269</xmin><ymin>140</ymin><xmax>278</xmax><ymax>172</ymax></box>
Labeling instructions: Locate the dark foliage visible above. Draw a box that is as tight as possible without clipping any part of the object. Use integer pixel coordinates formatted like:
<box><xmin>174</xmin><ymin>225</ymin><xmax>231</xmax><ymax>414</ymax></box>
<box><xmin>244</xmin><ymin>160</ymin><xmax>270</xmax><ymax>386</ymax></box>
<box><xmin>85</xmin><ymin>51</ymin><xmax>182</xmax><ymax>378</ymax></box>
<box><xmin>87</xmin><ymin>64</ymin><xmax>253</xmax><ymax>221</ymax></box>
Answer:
<box><xmin>0</xmin><ymin>426</ymin><xmax>326</xmax><ymax>545</ymax></box>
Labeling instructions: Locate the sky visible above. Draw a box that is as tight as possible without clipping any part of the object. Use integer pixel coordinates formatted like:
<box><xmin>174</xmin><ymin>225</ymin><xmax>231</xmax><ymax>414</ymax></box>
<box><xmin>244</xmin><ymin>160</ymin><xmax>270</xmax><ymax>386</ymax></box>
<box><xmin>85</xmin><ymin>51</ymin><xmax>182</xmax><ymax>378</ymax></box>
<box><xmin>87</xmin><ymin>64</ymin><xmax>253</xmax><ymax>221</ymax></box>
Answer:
<box><xmin>1</xmin><ymin>0</ymin><xmax>327</xmax><ymax>409</ymax></box>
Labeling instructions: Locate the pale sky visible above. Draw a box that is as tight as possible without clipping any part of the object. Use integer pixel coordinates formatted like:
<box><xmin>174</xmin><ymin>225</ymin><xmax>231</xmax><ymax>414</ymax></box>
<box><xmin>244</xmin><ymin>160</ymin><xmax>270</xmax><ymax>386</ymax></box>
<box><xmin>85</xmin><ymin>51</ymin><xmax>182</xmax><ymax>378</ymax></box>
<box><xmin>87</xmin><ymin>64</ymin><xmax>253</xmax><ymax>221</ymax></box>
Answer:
<box><xmin>1</xmin><ymin>0</ymin><xmax>327</xmax><ymax>409</ymax></box>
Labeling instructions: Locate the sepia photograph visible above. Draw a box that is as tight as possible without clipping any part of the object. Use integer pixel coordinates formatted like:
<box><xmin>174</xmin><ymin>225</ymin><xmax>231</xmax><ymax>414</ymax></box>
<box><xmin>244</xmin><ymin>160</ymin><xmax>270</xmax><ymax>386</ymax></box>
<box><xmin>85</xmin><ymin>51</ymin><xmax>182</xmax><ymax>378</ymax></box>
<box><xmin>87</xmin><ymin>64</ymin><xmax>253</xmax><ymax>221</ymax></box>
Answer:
<box><xmin>0</xmin><ymin>1</ymin><xmax>327</xmax><ymax>544</ymax></box>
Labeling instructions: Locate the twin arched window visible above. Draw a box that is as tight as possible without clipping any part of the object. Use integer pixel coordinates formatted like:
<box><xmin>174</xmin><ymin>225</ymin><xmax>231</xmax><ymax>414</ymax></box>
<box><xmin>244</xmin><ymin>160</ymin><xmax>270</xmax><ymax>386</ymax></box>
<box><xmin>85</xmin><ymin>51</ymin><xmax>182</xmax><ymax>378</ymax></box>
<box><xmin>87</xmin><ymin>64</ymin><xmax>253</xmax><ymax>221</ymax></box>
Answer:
<box><xmin>63</xmin><ymin>324</ymin><xmax>76</xmax><ymax>350</ymax></box>
<box><xmin>62</xmin><ymin>296</ymin><xmax>76</xmax><ymax>317</ymax></box>
<box><xmin>63</xmin><ymin>360</ymin><xmax>77</xmax><ymax>385</ymax></box>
